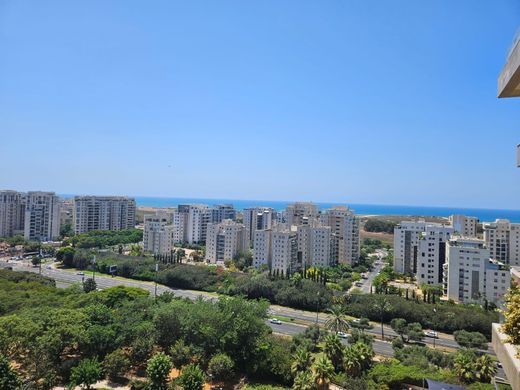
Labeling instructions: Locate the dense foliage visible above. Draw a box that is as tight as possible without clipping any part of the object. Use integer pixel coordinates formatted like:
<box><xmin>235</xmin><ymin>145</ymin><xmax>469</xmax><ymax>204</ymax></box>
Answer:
<box><xmin>502</xmin><ymin>283</ymin><xmax>520</xmax><ymax>350</ymax></box>
<box><xmin>345</xmin><ymin>294</ymin><xmax>498</xmax><ymax>337</ymax></box>
<box><xmin>363</xmin><ymin>219</ymin><xmax>397</xmax><ymax>234</ymax></box>
<box><xmin>64</xmin><ymin>228</ymin><xmax>143</xmax><ymax>249</ymax></box>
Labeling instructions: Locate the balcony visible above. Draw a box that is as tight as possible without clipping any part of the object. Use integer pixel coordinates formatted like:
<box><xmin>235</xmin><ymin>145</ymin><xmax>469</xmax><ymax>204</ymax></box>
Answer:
<box><xmin>498</xmin><ymin>30</ymin><xmax>520</xmax><ymax>98</ymax></box>
<box><xmin>492</xmin><ymin>323</ymin><xmax>520</xmax><ymax>389</ymax></box>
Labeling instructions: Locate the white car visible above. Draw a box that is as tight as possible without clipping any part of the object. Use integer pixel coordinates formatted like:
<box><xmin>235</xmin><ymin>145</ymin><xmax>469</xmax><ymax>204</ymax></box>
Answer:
<box><xmin>337</xmin><ymin>331</ymin><xmax>349</xmax><ymax>339</ymax></box>
<box><xmin>268</xmin><ymin>318</ymin><xmax>282</xmax><ymax>325</ymax></box>
<box><xmin>424</xmin><ymin>331</ymin><xmax>438</xmax><ymax>338</ymax></box>
<box><xmin>76</xmin><ymin>271</ymin><xmax>85</xmax><ymax>276</ymax></box>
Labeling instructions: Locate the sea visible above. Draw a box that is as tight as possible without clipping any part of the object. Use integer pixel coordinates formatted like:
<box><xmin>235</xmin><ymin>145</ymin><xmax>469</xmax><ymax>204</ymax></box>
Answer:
<box><xmin>124</xmin><ymin>196</ymin><xmax>520</xmax><ymax>223</ymax></box>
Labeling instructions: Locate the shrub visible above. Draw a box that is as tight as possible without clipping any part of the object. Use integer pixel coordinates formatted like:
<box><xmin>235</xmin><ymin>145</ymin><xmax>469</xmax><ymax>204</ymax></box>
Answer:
<box><xmin>207</xmin><ymin>353</ymin><xmax>234</xmax><ymax>381</ymax></box>
<box><xmin>103</xmin><ymin>349</ymin><xmax>130</xmax><ymax>381</ymax></box>
<box><xmin>177</xmin><ymin>364</ymin><xmax>205</xmax><ymax>390</ymax></box>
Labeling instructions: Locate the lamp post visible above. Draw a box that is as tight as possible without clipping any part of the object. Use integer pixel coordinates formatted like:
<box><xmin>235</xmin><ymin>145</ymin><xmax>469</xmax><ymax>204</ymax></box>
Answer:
<box><xmin>92</xmin><ymin>255</ymin><xmax>96</xmax><ymax>282</ymax></box>
<box><xmin>154</xmin><ymin>263</ymin><xmax>159</xmax><ymax>299</ymax></box>
<box><xmin>315</xmin><ymin>292</ymin><xmax>320</xmax><ymax>325</ymax></box>
<box><xmin>432</xmin><ymin>308</ymin><xmax>437</xmax><ymax>348</ymax></box>
<box><xmin>38</xmin><ymin>240</ymin><xmax>42</xmax><ymax>276</ymax></box>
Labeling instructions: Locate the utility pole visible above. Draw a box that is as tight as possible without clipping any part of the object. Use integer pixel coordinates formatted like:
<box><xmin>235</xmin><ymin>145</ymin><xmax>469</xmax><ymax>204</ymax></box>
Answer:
<box><xmin>315</xmin><ymin>292</ymin><xmax>320</xmax><ymax>324</ymax></box>
<box><xmin>433</xmin><ymin>308</ymin><xmax>437</xmax><ymax>348</ymax></box>
<box><xmin>38</xmin><ymin>240</ymin><xmax>42</xmax><ymax>275</ymax></box>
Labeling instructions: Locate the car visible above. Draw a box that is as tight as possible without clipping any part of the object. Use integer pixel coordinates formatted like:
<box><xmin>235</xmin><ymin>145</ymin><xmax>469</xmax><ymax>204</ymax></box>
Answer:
<box><xmin>337</xmin><ymin>331</ymin><xmax>349</xmax><ymax>339</ymax></box>
<box><xmin>46</xmin><ymin>265</ymin><xmax>52</xmax><ymax>269</ymax></box>
<box><xmin>424</xmin><ymin>331</ymin><xmax>438</xmax><ymax>338</ymax></box>
<box><xmin>355</xmin><ymin>282</ymin><xmax>363</xmax><ymax>287</ymax></box>
<box><xmin>268</xmin><ymin>318</ymin><xmax>282</xmax><ymax>325</ymax></box>
<box><xmin>361</xmin><ymin>275</ymin><xmax>368</xmax><ymax>280</ymax></box>
<box><xmin>76</xmin><ymin>271</ymin><xmax>85</xmax><ymax>276</ymax></box>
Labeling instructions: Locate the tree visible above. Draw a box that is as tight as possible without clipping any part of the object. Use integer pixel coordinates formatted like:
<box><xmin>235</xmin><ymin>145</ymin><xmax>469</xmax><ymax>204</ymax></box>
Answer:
<box><xmin>323</xmin><ymin>334</ymin><xmax>344</xmax><ymax>372</ymax></box>
<box><xmin>343</xmin><ymin>342</ymin><xmax>374</xmax><ymax>377</ymax></box>
<box><xmin>293</xmin><ymin>371</ymin><xmax>315</xmax><ymax>390</ymax></box>
<box><xmin>390</xmin><ymin>318</ymin><xmax>408</xmax><ymax>342</ymax></box>
<box><xmin>291</xmin><ymin>348</ymin><xmax>314</xmax><ymax>375</ymax></box>
<box><xmin>83</xmin><ymin>277</ymin><xmax>97</xmax><ymax>293</ymax></box>
<box><xmin>454</xmin><ymin>330</ymin><xmax>488</xmax><ymax>349</ymax></box>
<box><xmin>56</xmin><ymin>246</ymin><xmax>75</xmax><ymax>267</ymax></box>
<box><xmin>502</xmin><ymin>284</ymin><xmax>520</xmax><ymax>355</ymax></box>
<box><xmin>177</xmin><ymin>364</ymin><xmax>205</xmax><ymax>390</ymax></box>
<box><xmin>103</xmin><ymin>349</ymin><xmax>130</xmax><ymax>381</ymax></box>
<box><xmin>311</xmin><ymin>356</ymin><xmax>334</xmax><ymax>390</ymax></box>
<box><xmin>31</xmin><ymin>256</ymin><xmax>40</xmax><ymax>267</ymax></box>
<box><xmin>325</xmin><ymin>305</ymin><xmax>349</xmax><ymax>334</ymax></box>
<box><xmin>373</xmin><ymin>297</ymin><xmax>392</xmax><ymax>340</ymax></box>
<box><xmin>348</xmin><ymin>329</ymin><xmax>374</xmax><ymax>347</ymax></box>
<box><xmin>70</xmin><ymin>358</ymin><xmax>102</xmax><ymax>390</ymax></box>
<box><xmin>147</xmin><ymin>352</ymin><xmax>173</xmax><ymax>390</ymax></box>
<box><xmin>169</xmin><ymin>339</ymin><xmax>194</xmax><ymax>368</ymax></box>
<box><xmin>474</xmin><ymin>354</ymin><xmax>497</xmax><ymax>383</ymax></box>
<box><xmin>207</xmin><ymin>353</ymin><xmax>234</xmax><ymax>382</ymax></box>
<box><xmin>0</xmin><ymin>354</ymin><xmax>21</xmax><ymax>390</ymax></box>
<box><xmin>453</xmin><ymin>350</ymin><xmax>477</xmax><ymax>384</ymax></box>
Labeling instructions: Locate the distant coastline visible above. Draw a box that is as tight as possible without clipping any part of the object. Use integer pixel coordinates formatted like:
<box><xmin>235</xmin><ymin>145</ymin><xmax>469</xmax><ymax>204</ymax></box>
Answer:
<box><xmin>124</xmin><ymin>196</ymin><xmax>520</xmax><ymax>223</ymax></box>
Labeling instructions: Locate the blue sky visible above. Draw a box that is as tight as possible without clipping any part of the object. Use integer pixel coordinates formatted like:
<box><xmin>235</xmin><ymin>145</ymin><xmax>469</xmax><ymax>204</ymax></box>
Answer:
<box><xmin>1</xmin><ymin>1</ymin><xmax>520</xmax><ymax>209</ymax></box>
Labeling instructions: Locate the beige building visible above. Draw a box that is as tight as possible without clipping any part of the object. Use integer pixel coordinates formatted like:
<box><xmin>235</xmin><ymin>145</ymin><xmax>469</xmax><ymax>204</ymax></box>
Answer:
<box><xmin>73</xmin><ymin>196</ymin><xmax>136</xmax><ymax>234</ymax></box>
<box><xmin>253</xmin><ymin>224</ymin><xmax>298</xmax><ymax>274</ymax></box>
<box><xmin>444</xmin><ymin>237</ymin><xmax>510</xmax><ymax>304</ymax></box>
<box><xmin>296</xmin><ymin>224</ymin><xmax>332</xmax><ymax>268</ymax></box>
<box><xmin>285</xmin><ymin>202</ymin><xmax>318</xmax><ymax>226</ymax></box>
<box><xmin>483</xmin><ymin>219</ymin><xmax>520</xmax><ymax>266</ymax></box>
<box><xmin>24</xmin><ymin>191</ymin><xmax>61</xmax><ymax>241</ymax></box>
<box><xmin>320</xmin><ymin>206</ymin><xmax>360</xmax><ymax>265</ymax></box>
<box><xmin>0</xmin><ymin>190</ymin><xmax>25</xmax><ymax>237</ymax></box>
<box><xmin>205</xmin><ymin>219</ymin><xmax>246</xmax><ymax>263</ymax></box>
<box><xmin>171</xmin><ymin>204</ymin><xmax>211</xmax><ymax>245</ymax></box>
<box><xmin>449</xmin><ymin>214</ymin><xmax>478</xmax><ymax>237</ymax></box>
<box><xmin>143</xmin><ymin>211</ymin><xmax>174</xmax><ymax>255</ymax></box>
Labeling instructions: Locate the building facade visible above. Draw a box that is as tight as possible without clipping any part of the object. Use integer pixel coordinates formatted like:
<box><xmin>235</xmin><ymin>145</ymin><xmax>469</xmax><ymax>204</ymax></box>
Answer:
<box><xmin>321</xmin><ymin>206</ymin><xmax>360</xmax><ymax>265</ymax></box>
<box><xmin>449</xmin><ymin>214</ymin><xmax>479</xmax><ymax>237</ymax></box>
<box><xmin>483</xmin><ymin>219</ymin><xmax>520</xmax><ymax>266</ymax></box>
<box><xmin>73</xmin><ymin>196</ymin><xmax>136</xmax><ymax>234</ymax></box>
<box><xmin>211</xmin><ymin>204</ymin><xmax>236</xmax><ymax>224</ymax></box>
<box><xmin>0</xmin><ymin>190</ymin><xmax>25</xmax><ymax>237</ymax></box>
<box><xmin>285</xmin><ymin>202</ymin><xmax>319</xmax><ymax>226</ymax></box>
<box><xmin>444</xmin><ymin>237</ymin><xmax>510</xmax><ymax>304</ymax></box>
<box><xmin>143</xmin><ymin>211</ymin><xmax>174</xmax><ymax>255</ymax></box>
<box><xmin>243</xmin><ymin>207</ymin><xmax>274</xmax><ymax>246</ymax></box>
<box><xmin>205</xmin><ymin>219</ymin><xmax>246</xmax><ymax>263</ymax></box>
<box><xmin>24</xmin><ymin>191</ymin><xmax>61</xmax><ymax>241</ymax></box>
<box><xmin>416</xmin><ymin>225</ymin><xmax>454</xmax><ymax>285</ymax></box>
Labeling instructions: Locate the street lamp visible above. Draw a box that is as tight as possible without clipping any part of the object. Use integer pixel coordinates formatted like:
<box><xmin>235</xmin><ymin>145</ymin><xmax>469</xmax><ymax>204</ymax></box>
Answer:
<box><xmin>432</xmin><ymin>308</ymin><xmax>437</xmax><ymax>348</ymax></box>
<box><xmin>92</xmin><ymin>255</ymin><xmax>96</xmax><ymax>282</ymax></box>
<box><xmin>154</xmin><ymin>263</ymin><xmax>159</xmax><ymax>299</ymax></box>
<box><xmin>315</xmin><ymin>292</ymin><xmax>320</xmax><ymax>324</ymax></box>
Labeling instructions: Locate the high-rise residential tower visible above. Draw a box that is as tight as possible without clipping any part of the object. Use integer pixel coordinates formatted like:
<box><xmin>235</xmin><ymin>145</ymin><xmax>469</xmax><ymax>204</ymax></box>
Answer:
<box><xmin>73</xmin><ymin>196</ymin><xmax>136</xmax><ymax>234</ymax></box>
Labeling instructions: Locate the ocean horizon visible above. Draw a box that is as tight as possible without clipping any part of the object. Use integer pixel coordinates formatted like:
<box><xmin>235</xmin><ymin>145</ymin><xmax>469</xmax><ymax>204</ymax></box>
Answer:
<box><xmin>61</xmin><ymin>194</ymin><xmax>520</xmax><ymax>223</ymax></box>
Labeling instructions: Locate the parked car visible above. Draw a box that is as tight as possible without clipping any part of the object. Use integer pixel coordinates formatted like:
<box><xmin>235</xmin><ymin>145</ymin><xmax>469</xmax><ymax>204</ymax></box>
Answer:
<box><xmin>424</xmin><ymin>330</ymin><xmax>438</xmax><ymax>338</ymax></box>
<box><xmin>337</xmin><ymin>331</ymin><xmax>349</xmax><ymax>339</ymax></box>
<box><xmin>268</xmin><ymin>318</ymin><xmax>282</xmax><ymax>325</ymax></box>
<box><xmin>76</xmin><ymin>271</ymin><xmax>85</xmax><ymax>276</ymax></box>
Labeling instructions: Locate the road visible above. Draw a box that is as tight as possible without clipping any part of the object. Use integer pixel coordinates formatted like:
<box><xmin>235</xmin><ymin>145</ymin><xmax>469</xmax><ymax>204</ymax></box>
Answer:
<box><xmin>0</xmin><ymin>259</ymin><xmax>493</xmax><ymax>355</ymax></box>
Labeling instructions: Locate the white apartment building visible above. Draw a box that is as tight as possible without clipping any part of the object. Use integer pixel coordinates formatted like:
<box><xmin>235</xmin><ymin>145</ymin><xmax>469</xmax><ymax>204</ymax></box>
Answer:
<box><xmin>449</xmin><ymin>214</ymin><xmax>479</xmax><ymax>237</ymax></box>
<box><xmin>243</xmin><ymin>207</ymin><xmax>274</xmax><ymax>246</ymax></box>
<box><xmin>253</xmin><ymin>229</ymin><xmax>271</xmax><ymax>268</ymax></box>
<box><xmin>0</xmin><ymin>190</ymin><xmax>25</xmax><ymax>237</ymax></box>
<box><xmin>285</xmin><ymin>202</ymin><xmax>319</xmax><ymax>226</ymax></box>
<box><xmin>296</xmin><ymin>224</ymin><xmax>332</xmax><ymax>268</ymax></box>
<box><xmin>416</xmin><ymin>225</ymin><xmax>454</xmax><ymax>285</ymax></box>
<box><xmin>252</xmin><ymin>225</ymin><xmax>298</xmax><ymax>274</ymax></box>
<box><xmin>394</xmin><ymin>220</ymin><xmax>452</xmax><ymax>274</ymax></box>
<box><xmin>483</xmin><ymin>219</ymin><xmax>520</xmax><ymax>266</ymax></box>
<box><xmin>171</xmin><ymin>204</ymin><xmax>211</xmax><ymax>245</ymax></box>
<box><xmin>143</xmin><ymin>211</ymin><xmax>174</xmax><ymax>255</ymax></box>
<box><xmin>271</xmin><ymin>226</ymin><xmax>299</xmax><ymax>275</ymax></box>
<box><xmin>205</xmin><ymin>220</ymin><xmax>247</xmax><ymax>263</ymax></box>
<box><xmin>73</xmin><ymin>196</ymin><xmax>136</xmax><ymax>234</ymax></box>
<box><xmin>444</xmin><ymin>237</ymin><xmax>510</xmax><ymax>304</ymax></box>
<box><xmin>321</xmin><ymin>206</ymin><xmax>360</xmax><ymax>265</ymax></box>
<box><xmin>24</xmin><ymin>191</ymin><xmax>61</xmax><ymax>241</ymax></box>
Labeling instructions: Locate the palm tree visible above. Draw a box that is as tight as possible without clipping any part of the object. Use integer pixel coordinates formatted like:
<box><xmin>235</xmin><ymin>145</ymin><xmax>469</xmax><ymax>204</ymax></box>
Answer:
<box><xmin>291</xmin><ymin>348</ymin><xmax>314</xmax><ymax>376</ymax></box>
<box><xmin>453</xmin><ymin>351</ymin><xmax>476</xmax><ymax>383</ymax></box>
<box><xmin>343</xmin><ymin>342</ymin><xmax>374</xmax><ymax>377</ymax></box>
<box><xmin>373</xmin><ymin>297</ymin><xmax>392</xmax><ymax>340</ymax></box>
<box><xmin>312</xmin><ymin>356</ymin><xmax>335</xmax><ymax>390</ymax></box>
<box><xmin>475</xmin><ymin>354</ymin><xmax>497</xmax><ymax>383</ymax></box>
<box><xmin>325</xmin><ymin>305</ymin><xmax>349</xmax><ymax>334</ymax></box>
<box><xmin>293</xmin><ymin>371</ymin><xmax>315</xmax><ymax>390</ymax></box>
<box><xmin>323</xmin><ymin>334</ymin><xmax>344</xmax><ymax>372</ymax></box>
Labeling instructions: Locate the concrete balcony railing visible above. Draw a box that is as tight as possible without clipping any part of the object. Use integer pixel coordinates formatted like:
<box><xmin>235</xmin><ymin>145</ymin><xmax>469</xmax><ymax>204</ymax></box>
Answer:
<box><xmin>499</xmin><ymin>30</ymin><xmax>520</xmax><ymax>98</ymax></box>
<box><xmin>492</xmin><ymin>323</ymin><xmax>520</xmax><ymax>389</ymax></box>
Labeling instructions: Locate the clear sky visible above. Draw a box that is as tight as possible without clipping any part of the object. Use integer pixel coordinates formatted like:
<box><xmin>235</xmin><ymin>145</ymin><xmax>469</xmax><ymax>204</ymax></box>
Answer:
<box><xmin>1</xmin><ymin>1</ymin><xmax>520</xmax><ymax>209</ymax></box>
